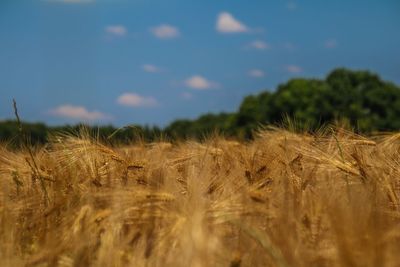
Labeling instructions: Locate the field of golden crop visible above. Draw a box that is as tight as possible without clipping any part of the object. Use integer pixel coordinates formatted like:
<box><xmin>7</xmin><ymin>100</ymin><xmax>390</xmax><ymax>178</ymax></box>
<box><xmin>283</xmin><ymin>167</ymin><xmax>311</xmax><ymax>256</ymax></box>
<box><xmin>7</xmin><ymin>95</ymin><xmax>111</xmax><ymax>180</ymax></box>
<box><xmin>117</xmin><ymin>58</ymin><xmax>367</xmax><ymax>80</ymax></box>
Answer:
<box><xmin>1</xmin><ymin>128</ymin><xmax>400</xmax><ymax>267</ymax></box>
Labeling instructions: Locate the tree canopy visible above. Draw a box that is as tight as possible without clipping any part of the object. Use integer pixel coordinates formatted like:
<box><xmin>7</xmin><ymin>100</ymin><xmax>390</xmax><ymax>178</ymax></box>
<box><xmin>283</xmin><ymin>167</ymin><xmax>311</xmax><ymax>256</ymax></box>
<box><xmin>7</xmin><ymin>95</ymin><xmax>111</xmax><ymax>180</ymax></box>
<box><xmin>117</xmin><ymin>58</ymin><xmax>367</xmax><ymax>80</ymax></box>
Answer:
<box><xmin>1</xmin><ymin>68</ymin><xmax>399</xmax><ymax>145</ymax></box>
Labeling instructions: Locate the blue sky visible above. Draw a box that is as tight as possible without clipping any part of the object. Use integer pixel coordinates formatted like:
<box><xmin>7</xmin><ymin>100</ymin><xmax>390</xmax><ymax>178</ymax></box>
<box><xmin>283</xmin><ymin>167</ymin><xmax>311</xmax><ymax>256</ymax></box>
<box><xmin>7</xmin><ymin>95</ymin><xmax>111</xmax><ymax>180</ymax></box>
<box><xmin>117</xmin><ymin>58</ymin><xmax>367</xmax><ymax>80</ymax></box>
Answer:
<box><xmin>0</xmin><ymin>0</ymin><xmax>399</xmax><ymax>126</ymax></box>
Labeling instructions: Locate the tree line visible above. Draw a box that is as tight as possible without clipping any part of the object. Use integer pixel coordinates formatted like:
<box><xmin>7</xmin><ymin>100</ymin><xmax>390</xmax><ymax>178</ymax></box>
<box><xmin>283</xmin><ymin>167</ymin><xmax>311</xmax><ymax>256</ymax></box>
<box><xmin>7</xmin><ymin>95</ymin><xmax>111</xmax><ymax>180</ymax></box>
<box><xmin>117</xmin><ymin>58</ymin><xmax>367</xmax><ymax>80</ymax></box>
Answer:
<box><xmin>1</xmin><ymin>68</ymin><xmax>400</xmax><ymax>146</ymax></box>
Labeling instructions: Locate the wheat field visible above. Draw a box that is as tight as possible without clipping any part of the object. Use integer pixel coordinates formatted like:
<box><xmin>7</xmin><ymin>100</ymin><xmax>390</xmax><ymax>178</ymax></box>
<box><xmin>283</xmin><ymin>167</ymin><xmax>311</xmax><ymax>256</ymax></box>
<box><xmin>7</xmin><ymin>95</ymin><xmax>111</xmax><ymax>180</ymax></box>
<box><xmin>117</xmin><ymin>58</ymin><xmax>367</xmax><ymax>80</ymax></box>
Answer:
<box><xmin>0</xmin><ymin>127</ymin><xmax>399</xmax><ymax>267</ymax></box>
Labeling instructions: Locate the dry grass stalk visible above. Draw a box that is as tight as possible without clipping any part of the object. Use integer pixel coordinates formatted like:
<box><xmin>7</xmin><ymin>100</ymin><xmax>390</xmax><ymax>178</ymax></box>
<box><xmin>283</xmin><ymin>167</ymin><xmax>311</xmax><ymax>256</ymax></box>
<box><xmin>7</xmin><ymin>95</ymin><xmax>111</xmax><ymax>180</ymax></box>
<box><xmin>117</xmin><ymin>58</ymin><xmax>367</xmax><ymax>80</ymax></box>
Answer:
<box><xmin>0</xmin><ymin>127</ymin><xmax>399</xmax><ymax>266</ymax></box>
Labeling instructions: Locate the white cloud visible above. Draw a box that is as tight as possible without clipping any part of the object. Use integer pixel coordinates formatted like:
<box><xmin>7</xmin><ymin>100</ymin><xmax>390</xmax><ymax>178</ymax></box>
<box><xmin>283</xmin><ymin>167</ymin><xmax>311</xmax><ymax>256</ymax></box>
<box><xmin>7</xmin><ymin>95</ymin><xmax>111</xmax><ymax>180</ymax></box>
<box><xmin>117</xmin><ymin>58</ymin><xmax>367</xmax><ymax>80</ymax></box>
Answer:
<box><xmin>283</xmin><ymin>42</ymin><xmax>296</xmax><ymax>51</ymax></box>
<box><xmin>142</xmin><ymin>64</ymin><xmax>160</xmax><ymax>73</ymax></box>
<box><xmin>248</xmin><ymin>69</ymin><xmax>265</xmax><ymax>78</ymax></box>
<box><xmin>286</xmin><ymin>65</ymin><xmax>302</xmax><ymax>74</ymax></box>
<box><xmin>45</xmin><ymin>0</ymin><xmax>94</xmax><ymax>3</ymax></box>
<box><xmin>324</xmin><ymin>39</ymin><xmax>338</xmax><ymax>48</ymax></box>
<box><xmin>181</xmin><ymin>92</ymin><xmax>193</xmax><ymax>100</ymax></box>
<box><xmin>286</xmin><ymin>2</ymin><xmax>297</xmax><ymax>10</ymax></box>
<box><xmin>49</xmin><ymin>105</ymin><xmax>110</xmax><ymax>121</ymax></box>
<box><xmin>184</xmin><ymin>75</ymin><xmax>219</xmax><ymax>90</ymax></box>
<box><xmin>216</xmin><ymin>12</ymin><xmax>248</xmax><ymax>33</ymax></box>
<box><xmin>150</xmin><ymin>24</ymin><xmax>180</xmax><ymax>39</ymax></box>
<box><xmin>248</xmin><ymin>40</ymin><xmax>270</xmax><ymax>50</ymax></box>
<box><xmin>117</xmin><ymin>93</ymin><xmax>158</xmax><ymax>107</ymax></box>
<box><xmin>105</xmin><ymin>25</ymin><xmax>127</xmax><ymax>37</ymax></box>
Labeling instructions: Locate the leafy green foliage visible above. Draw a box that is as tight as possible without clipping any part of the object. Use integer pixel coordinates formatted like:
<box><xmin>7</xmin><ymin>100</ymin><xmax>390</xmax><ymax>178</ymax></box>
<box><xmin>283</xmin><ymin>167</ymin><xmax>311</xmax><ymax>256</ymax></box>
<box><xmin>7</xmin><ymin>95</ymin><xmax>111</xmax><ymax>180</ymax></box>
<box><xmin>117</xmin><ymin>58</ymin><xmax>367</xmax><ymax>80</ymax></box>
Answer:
<box><xmin>1</xmin><ymin>68</ymin><xmax>399</xmax><ymax>144</ymax></box>
<box><xmin>165</xmin><ymin>113</ymin><xmax>236</xmax><ymax>140</ymax></box>
<box><xmin>233</xmin><ymin>68</ymin><xmax>400</xmax><ymax>136</ymax></box>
